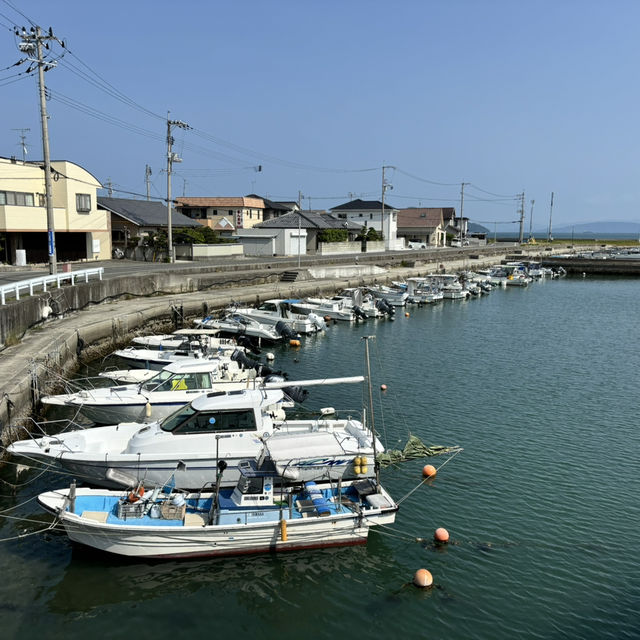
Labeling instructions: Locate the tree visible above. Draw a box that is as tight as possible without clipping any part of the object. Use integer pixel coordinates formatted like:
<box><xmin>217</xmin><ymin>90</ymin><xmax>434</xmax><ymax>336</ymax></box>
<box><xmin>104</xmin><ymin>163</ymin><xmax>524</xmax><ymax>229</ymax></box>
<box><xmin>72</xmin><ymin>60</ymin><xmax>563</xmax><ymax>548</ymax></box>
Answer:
<box><xmin>318</xmin><ymin>228</ymin><xmax>349</xmax><ymax>243</ymax></box>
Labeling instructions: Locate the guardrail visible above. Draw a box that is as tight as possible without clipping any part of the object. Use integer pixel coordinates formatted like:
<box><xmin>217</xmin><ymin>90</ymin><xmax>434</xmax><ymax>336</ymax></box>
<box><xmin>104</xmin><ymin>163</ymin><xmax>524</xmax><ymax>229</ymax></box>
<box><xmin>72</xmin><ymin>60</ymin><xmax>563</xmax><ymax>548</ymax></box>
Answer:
<box><xmin>0</xmin><ymin>267</ymin><xmax>104</xmax><ymax>304</ymax></box>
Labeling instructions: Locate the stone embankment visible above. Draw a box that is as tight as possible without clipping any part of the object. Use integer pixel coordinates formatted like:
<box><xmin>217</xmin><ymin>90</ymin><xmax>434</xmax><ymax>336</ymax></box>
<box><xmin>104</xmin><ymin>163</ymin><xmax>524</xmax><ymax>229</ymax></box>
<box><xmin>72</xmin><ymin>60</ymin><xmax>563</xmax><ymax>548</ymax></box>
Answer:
<box><xmin>0</xmin><ymin>245</ymin><xmax>556</xmax><ymax>444</ymax></box>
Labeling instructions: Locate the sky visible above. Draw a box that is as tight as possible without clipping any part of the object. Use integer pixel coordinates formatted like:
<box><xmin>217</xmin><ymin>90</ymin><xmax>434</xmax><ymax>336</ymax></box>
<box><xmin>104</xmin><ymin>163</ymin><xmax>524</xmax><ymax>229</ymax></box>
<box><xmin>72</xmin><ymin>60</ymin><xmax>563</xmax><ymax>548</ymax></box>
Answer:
<box><xmin>1</xmin><ymin>0</ymin><xmax>639</xmax><ymax>232</ymax></box>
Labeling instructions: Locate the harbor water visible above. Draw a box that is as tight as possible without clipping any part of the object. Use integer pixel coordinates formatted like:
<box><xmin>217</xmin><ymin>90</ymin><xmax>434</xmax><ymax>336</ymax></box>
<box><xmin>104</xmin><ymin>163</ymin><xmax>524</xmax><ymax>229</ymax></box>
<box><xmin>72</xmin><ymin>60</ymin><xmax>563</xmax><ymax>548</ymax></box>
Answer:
<box><xmin>1</xmin><ymin>276</ymin><xmax>639</xmax><ymax>639</ymax></box>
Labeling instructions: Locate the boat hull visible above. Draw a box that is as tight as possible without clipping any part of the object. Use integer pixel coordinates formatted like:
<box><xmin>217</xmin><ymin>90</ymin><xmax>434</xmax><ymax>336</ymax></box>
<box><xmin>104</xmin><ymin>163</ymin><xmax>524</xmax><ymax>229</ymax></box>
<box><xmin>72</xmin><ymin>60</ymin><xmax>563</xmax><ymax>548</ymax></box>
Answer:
<box><xmin>39</xmin><ymin>487</ymin><xmax>397</xmax><ymax>559</ymax></box>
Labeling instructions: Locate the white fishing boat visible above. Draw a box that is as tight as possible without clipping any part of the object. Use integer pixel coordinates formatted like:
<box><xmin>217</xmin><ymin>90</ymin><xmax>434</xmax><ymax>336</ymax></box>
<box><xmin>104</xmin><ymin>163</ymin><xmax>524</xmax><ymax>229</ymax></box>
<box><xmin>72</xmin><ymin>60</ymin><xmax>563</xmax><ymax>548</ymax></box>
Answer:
<box><xmin>405</xmin><ymin>278</ymin><xmax>444</xmax><ymax>304</ymax></box>
<box><xmin>194</xmin><ymin>313</ymin><xmax>288</xmax><ymax>343</ymax></box>
<box><xmin>131</xmin><ymin>329</ymin><xmax>239</xmax><ymax>351</ymax></box>
<box><xmin>291</xmin><ymin>297</ymin><xmax>356</xmax><ymax>322</ymax></box>
<box><xmin>111</xmin><ymin>337</ymin><xmax>245</xmax><ymax>370</ymax></box>
<box><xmin>40</xmin><ymin>357</ymin><xmax>282</xmax><ymax>425</ymax></box>
<box><xmin>229</xmin><ymin>299</ymin><xmax>327</xmax><ymax>334</ymax></box>
<box><xmin>331</xmin><ymin>288</ymin><xmax>385</xmax><ymax>318</ymax></box>
<box><xmin>10</xmin><ymin>382</ymin><xmax>380</xmax><ymax>490</ymax></box>
<box><xmin>425</xmin><ymin>274</ymin><xmax>469</xmax><ymax>299</ymax></box>
<box><xmin>37</xmin><ymin>463</ymin><xmax>398</xmax><ymax>559</ymax></box>
<box><xmin>366</xmin><ymin>285</ymin><xmax>409</xmax><ymax>307</ymax></box>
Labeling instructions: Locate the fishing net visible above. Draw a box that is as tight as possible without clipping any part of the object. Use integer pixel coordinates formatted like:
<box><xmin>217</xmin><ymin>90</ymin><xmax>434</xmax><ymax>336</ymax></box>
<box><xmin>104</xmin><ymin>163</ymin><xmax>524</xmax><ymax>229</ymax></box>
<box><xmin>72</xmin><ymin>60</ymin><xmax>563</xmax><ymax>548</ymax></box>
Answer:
<box><xmin>377</xmin><ymin>434</ymin><xmax>462</xmax><ymax>468</ymax></box>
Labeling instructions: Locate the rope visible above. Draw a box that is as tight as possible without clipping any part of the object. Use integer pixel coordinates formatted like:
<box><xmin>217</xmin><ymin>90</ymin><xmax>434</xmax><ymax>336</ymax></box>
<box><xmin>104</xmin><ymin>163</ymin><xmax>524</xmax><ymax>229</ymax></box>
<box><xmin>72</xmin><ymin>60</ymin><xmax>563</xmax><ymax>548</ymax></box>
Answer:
<box><xmin>0</xmin><ymin>519</ymin><xmax>59</xmax><ymax>543</ymax></box>
<box><xmin>396</xmin><ymin>448</ymin><xmax>464</xmax><ymax>505</ymax></box>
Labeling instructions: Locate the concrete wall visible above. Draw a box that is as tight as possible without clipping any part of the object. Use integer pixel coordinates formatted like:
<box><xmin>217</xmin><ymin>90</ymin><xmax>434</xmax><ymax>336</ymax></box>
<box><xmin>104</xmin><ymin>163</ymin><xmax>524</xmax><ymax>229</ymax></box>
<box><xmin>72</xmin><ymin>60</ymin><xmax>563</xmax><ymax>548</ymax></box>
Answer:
<box><xmin>318</xmin><ymin>241</ymin><xmax>361</xmax><ymax>255</ymax></box>
<box><xmin>174</xmin><ymin>244</ymin><xmax>244</xmax><ymax>260</ymax></box>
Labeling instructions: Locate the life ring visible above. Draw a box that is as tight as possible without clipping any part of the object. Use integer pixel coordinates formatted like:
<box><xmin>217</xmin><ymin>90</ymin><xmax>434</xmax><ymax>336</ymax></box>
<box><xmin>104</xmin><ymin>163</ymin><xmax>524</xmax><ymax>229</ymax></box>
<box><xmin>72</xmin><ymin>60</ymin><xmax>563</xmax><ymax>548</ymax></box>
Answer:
<box><xmin>127</xmin><ymin>485</ymin><xmax>145</xmax><ymax>503</ymax></box>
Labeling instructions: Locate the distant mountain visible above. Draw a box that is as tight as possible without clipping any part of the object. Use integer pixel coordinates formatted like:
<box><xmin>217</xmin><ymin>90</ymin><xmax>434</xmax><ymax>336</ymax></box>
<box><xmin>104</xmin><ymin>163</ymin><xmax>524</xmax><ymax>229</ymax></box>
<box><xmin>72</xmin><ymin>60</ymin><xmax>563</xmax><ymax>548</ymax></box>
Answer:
<box><xmin>468</xmin><ymin>222</ymin><xmax>490</xmax><ymax>234</ymax></box>
<box><xmin>551</xmin><ymin>221</ymin><xmax>640</xmax><ymax>234</ymax></box>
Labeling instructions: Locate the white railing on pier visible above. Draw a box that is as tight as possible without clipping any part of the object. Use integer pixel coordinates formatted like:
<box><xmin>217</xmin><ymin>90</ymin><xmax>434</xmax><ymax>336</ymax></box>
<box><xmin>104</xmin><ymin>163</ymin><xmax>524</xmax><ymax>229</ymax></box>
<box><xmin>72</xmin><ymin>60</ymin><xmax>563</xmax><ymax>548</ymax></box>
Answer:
<box><xmin>0</xmin><ymin>267</ymin><xmax>104</xmax><ymax>305</ymax></box>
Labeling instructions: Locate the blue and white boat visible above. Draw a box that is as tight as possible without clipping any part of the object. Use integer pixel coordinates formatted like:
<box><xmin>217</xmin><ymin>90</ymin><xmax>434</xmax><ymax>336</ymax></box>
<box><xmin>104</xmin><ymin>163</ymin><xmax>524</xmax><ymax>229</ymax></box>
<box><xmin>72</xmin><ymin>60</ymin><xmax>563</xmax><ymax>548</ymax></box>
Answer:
<box><xmin>37</xmin><ymin>462</ymin><xmax>398</xmax><ymax>559</ymax></box>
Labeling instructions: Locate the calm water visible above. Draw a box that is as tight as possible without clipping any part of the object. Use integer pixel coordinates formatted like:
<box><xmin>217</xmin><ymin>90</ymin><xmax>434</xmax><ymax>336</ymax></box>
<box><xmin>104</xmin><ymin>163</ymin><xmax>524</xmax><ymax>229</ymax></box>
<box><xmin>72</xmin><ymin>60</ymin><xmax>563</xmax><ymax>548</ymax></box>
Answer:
<box><xmin>1</xmin><ymin>277</ymin><xmax>639</xmax><ymax>639</ymax></box>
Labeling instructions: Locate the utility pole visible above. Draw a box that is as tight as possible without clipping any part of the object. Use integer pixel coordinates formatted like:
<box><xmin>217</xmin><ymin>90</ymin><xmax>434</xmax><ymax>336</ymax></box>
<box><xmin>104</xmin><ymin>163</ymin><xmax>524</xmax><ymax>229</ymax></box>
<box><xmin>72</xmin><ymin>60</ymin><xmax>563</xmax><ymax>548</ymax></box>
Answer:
<box><xmin>459</xmin><ymin>182</ymin><xmax>470</xmax><ymax>244</ymax></box>
<box><xmin>106</xmin><ymin>178</ymin><xmax>113</xmax><ymax>197</ymax></box>
<box><xmin>381</xmin><ymin>166</ymin><xmax>393</xmax><ymax>249</ymax></box>
<box><xmin>12</xmin><ymin>128</ymin><xmax>30</xmax><ymax>161</ymax></box>
<box><xmin>528</xmin><ymin>199</ymin><xmax>535</xmax><ymax>241</ymax></box>
<box><xmin>298</xmin><ymin>190</ymin><xmax>303</xmax><ymax>209</ymax></box>
<box><xmin>547</xmin><ymin>192</ymin><xmax>554</xmax><ymax>242</ymax></box>
<box><xmin>166</xmin><ymin>115</ymin><xmax>190</xmax><ymax>263</ymax></box>
<box><xmin>145</xmin><ymin>164</ymin><xmax>152</xmax><ymax>200</ymax></box>
<box><xmin>518</xmin><ymin>192</ymin><xmax>526</xmax><ymax>244</ymax></box>
<box><xmin>15</xmin><ymin>26</ymin><xmax>64</xmax><ymax>274</ymax></box>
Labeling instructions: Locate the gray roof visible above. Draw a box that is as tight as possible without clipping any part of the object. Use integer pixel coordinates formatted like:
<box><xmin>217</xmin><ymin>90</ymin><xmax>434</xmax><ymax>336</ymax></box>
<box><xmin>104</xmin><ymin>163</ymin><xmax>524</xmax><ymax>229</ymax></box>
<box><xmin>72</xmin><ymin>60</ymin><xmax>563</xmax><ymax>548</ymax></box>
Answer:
<box><xmin>330</xmin><ymin>198</ymin><xmax>395</xmax><ymax>212</ymax></box>
<box><xmin>98</xmin><ymin>197</ymin><xmax>201</xmax><ymax>228</ymax></box>
<box><xmin>255</xmin><ymin>210</ymin><xmax>363</xmax><ymax>230</ymax></box>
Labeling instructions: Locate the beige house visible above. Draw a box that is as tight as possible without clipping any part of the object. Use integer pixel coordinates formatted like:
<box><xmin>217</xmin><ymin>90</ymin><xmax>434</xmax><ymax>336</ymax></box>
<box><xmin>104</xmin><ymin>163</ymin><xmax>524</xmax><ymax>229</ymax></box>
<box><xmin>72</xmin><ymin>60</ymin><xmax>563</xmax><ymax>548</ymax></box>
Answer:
<box><xmin>0</xmin><ymin>156</ymin><xmax>110</xmax><ymax>263</ymax></box>
<box><xmin>396</xmin><ymin>208</ymin><xmax>451</xmax><ymax>247</ymax></box>
<box><xmin>175</xmin><ymin>196</ymin><xmax>265</xmax><ymax>230</ymax></box>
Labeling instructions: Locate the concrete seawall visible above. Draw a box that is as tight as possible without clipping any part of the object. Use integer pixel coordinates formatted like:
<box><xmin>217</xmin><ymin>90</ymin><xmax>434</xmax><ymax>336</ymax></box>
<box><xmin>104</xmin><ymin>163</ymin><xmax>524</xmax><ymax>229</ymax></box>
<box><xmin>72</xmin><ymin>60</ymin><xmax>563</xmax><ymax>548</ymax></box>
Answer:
<box><xmin>0</xmin><ymin>245</ymin><xmax>558</xmax><ymax>445</ymax></box>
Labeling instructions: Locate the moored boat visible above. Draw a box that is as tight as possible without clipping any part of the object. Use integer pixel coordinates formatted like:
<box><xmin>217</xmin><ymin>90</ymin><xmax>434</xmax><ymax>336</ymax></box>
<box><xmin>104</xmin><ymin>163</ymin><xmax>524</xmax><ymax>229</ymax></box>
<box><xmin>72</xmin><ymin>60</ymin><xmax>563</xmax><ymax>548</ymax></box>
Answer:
<box><xmin>37</xmin><ymin>463</ymin><xmax>398</xmax><ymax>559</ymax></box>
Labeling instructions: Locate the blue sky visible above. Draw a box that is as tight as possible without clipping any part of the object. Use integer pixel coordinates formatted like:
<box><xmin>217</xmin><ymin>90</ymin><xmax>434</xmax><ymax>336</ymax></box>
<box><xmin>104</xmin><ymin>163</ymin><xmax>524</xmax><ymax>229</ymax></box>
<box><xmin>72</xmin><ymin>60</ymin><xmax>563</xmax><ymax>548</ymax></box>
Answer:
<box><xmin>1</xmin><ymin>0</ymin><xmax>639</xmax><ymax>230</ymax></box>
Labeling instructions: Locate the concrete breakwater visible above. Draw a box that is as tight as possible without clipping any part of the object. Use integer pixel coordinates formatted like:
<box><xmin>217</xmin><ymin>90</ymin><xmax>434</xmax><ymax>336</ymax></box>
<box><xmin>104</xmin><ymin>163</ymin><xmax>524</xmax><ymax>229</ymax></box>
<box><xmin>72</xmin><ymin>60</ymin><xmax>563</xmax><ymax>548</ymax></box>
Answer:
<box><xmin>0</xmin><ymin>246</ymin><xmax>547</xmax><ymax>446</ymax></box>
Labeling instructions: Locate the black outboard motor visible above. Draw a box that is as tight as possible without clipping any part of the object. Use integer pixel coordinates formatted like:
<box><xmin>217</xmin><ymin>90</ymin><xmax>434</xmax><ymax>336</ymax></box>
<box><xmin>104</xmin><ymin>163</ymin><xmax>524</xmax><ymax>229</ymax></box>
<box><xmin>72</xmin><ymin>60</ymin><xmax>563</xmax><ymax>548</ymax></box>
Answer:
<box><xmin>235</xmin><ymin>334</ymin><xmax>262</xmax><ymax>356</ymax></box>
<box><xmin>282</xmin><ymin>386</ymin><xmax>308</xmax><ymax>403</ymax></box>
<box><xmin>260</xmin><ymin>365</ymin><xmax>287</xmax><ymax>378</ymax></box>
<box><xmin>275</xmin><ymin>321</ymin><xmax>300</xmax><ymax>341</ymax></box>
<box><xmin>231</xmin><ymin>348</ymin><xmax>260</xmax><ymax>372</ymax></box>
<box><xmin>352</xmin><ymin>305</ymin><xmax>367</xmax><ymax>321</ymax></box>
<box><xmin>375</xmin><ymin>298</ymin><xmax>395</xmax><ymax>317</ymax></box>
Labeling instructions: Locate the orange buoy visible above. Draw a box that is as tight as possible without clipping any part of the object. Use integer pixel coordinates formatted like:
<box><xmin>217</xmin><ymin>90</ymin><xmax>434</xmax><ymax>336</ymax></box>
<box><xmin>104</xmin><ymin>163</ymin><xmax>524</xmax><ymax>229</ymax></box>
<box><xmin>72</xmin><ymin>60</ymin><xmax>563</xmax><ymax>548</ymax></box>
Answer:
<box><xmin>380</xmin><ymin>384</ymin><xmax>387</xmax><ymax>391</ymax></box>
<box><xmin>405</xmin><ymin>312</ymin><xmax>410</xmax><ymax>317</ymax></box>
<box><xmin>434</xmin><ymin>527</ymin><xmax>450</xmax><ymax>543</ymax></box>
<box><xmin>289</xmin><ymin>339</ymin><xmax>301</xmax><ymax>347</ymax></box>
<box><xmin>422</xmin><ymin>464</ymin><xmax>437</xmax><ymax>479</ymax></box>
<box><xmin>413</xmin><ymin>568</ymin><xmax>433</xmax><ymax>588</ymax></box>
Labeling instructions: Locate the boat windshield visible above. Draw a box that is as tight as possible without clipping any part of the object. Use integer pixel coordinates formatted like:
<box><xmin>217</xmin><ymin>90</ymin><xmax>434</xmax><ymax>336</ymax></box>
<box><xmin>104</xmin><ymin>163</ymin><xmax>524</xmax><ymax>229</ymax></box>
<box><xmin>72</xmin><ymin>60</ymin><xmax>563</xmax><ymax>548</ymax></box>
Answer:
<box><xmin>160</xmin><ymin>405</ymin><xmax>257</xmax><ymax>434</ymax></box>
<box><xmin>143</xmin><ymin>371</ymin><xmax>213</xmax><ymax>393</ymax></box>
<box><xmin>140</xmin><ymin>369</ymin><xmax>172</xmax><ymax>392</ymax></box>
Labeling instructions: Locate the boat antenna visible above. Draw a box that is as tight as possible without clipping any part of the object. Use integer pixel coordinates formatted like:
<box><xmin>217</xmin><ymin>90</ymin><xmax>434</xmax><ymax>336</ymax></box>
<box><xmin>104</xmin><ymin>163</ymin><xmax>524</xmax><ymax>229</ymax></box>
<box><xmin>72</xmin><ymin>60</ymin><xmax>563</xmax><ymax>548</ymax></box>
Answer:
<box><xmin>362</xmin><ymin>335</ymin><xmax>380</xmax><ymax>485</ymax></box>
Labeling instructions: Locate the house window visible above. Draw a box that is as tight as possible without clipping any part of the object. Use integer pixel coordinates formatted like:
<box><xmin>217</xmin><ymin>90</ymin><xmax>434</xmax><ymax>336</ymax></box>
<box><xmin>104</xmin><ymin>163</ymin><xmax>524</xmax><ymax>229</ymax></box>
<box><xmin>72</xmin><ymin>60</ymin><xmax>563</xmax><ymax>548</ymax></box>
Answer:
<box><xmin>76</xmin><ymin>193</ymin><xmax>91</xmax><ymax>212</ymax></box>
<box><xmin>0</xmin><ymin>191</ymin><xmax>35</xmax><ymax>206</ymax></box>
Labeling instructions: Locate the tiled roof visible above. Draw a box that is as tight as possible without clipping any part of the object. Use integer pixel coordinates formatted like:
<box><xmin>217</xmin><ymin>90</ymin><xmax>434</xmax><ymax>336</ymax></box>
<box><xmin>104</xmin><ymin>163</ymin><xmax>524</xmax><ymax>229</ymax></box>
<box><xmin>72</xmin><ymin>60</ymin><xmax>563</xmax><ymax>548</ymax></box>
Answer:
<box><xmin>175</xmin><ymin>196</ymin><xmax>264</xmax><ymax>209</ymax></box>
<box><xmin>256</xmin><ymin>211</ymin><xmax>363</xmax><ymax>230</ymax></box>
<box><xmin>397</xmin><ymin>208</ymin><xmax>448</xmax><ymax>228</ymax></box>
<box><xmin>98</xmin><ymin>197</ymin><xmax>200</xmax><ymax>227</ymax></box>
<box><xmin>330</xmin><ymin>198</ymin><xmax>395</xmax><ymax>212</ymax></box>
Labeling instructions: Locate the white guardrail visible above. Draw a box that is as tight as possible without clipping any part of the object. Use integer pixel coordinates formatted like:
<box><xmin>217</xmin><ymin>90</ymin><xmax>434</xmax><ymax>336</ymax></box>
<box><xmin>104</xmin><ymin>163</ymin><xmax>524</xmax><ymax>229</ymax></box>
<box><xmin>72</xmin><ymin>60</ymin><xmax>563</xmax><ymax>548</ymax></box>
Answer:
<box><xmin>0</xmin><ymin>267</ymin><xmax>104</xmax><ymax>304</ymax></box>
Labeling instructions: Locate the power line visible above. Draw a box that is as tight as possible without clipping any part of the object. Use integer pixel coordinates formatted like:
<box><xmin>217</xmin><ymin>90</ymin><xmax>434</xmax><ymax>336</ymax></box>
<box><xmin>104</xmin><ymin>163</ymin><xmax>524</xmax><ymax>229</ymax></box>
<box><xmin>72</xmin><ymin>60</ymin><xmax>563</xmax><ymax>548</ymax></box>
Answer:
<box><xmin>0</xmin><ymin>0</ymin><xmax>35</xmax><ymax>26</ymax></box>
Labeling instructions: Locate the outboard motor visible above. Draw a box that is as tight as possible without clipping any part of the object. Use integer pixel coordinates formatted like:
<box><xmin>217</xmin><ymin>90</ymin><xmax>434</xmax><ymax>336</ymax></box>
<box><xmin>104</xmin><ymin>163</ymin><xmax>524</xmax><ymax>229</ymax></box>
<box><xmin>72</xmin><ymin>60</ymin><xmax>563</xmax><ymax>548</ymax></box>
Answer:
<box><xmin>375</xmin><ymin>298</ymin><xmax>395</xmax><ymax>317</ymax></box>
<box><xmin>259</xmin><ymin>365</ymin><xmax>287</xmax><ymax>378</ymax></box>
<box><xmin>352</xmin><ymin>305</ymin><xmax>367</xmax><ymax>321</ymax></box>
<box><xmin>282</xmin><ymin>385</ymin><xmax>308</xmax><ymax>403</ymax></box>
<box><xmin>235</xmin><ymin>335</ymin><xmax>262</xmax><ymax>356</ymax></box>
<box><xmin>231</xmin><ymin>348</ymin><xmax>261</xmax><ymax>372</ymax></box>
<box><xmin>275</xmin><ymin>321</ymin><xmax>299</xmax><ymax>341</ymax></box>
<box><xmin>307</xmin><ymin>312</ymin><xmax>327</xmax><ymax>331</ymax></box>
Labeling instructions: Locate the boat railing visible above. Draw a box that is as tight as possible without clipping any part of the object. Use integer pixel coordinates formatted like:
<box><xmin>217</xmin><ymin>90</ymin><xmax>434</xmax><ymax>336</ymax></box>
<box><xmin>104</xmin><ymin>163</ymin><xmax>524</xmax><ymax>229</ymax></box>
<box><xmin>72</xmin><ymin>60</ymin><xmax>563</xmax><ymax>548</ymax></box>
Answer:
<box><xmin>0</xmin><ymin>267</ymin><xmax>104</xmax><ymax>305</ymax></box>
<box><xmin>9</xmin><ymin>416</ymin><xmax>88</xmax><ymax>451</ymax></box>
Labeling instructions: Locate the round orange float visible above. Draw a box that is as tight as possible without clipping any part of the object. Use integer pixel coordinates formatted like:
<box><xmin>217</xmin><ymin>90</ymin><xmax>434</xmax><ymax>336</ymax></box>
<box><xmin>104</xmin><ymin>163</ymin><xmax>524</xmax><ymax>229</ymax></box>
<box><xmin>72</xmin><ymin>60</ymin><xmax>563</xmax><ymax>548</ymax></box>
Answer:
<box><xmin>413</xmin><ymin>568</ymin><xmax>433</xmax><ymax>588</ymax></box>
<box><xmin>422</xmin><ymin>464</ymin><xmax>437</xmax><ymax>478</ymax></box>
